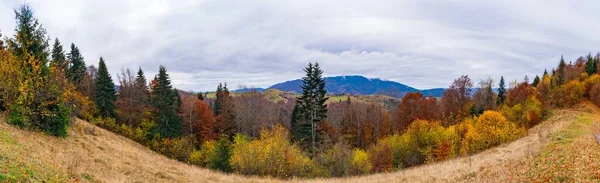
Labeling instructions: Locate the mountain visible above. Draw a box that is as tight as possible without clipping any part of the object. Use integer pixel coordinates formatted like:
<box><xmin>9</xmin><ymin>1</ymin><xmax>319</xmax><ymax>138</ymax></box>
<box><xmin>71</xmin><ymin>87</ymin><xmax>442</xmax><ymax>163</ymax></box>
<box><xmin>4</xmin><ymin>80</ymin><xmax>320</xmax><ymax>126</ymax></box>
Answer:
<box><xmin>268</xmin><ymin>75</ymin><xmax>444</xmax><ymax>97</ymax></box>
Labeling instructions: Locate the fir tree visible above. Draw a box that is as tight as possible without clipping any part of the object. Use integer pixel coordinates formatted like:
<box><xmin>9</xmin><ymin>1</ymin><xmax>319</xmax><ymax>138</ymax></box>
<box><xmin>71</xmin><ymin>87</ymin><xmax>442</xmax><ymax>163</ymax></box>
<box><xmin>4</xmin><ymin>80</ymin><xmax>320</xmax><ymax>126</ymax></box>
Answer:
<box><xmin>8</xmin><ymin>5</ymin><xmax>49</xmax><ymax>63</ymax></box>
<box><xmin>292</xmin><ymin>62</ymin><xmax>328</xmax><ymax>152</ymax></box>
<box><xmin>557</xmin><ymin>55</ymin><xmax>566</xmax><ymax>85</ymax></box>
<box><xmin>50</xmin><ymin>38</ymin><xmax>67</xmax><ymax>72</ymax></box>
<box><xmin>94</xmin><ymin>57</ymin><xmax>116</xmax><ymax>118</ymax></box>
<box><xmin>543</xmin><ymin>69</ymin><xmax>548</xmax><ymax>77</ymax></box>
<box><xmin>497</xmin><ymin>76</ymin><xmax>506</xmax><ymax>105</ymax></box>
<box><xmin>586</xmin><ymin>52</ymin><xmax>596</xmax><ymax>75</ymax></box>
<box><xmin>134</xmin><ymin>67</ymin><xmax>149</xmax><ymax>105</ymax></box>
<box><xmin>67</xmin><ymin>43</ymin><xmax>86</xmax><ymax>88</ymax></box>
<box><xmin>151</xmin><ymin>65</ymin><xmax>183</xmax><ymax>138</ymax></box>
<box><xmin>532</xmin><ymin>75</ymin><xmax>540</xmax><ymax>87</ymax></box>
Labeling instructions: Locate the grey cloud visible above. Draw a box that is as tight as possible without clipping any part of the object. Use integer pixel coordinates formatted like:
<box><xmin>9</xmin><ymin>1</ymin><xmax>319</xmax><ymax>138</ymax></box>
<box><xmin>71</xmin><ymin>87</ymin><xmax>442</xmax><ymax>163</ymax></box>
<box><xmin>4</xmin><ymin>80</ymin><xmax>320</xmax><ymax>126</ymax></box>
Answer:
<box><xmin>1</xmin><ymin>0</ymin><xmax>599</xmax><ymax>91</ymax></box>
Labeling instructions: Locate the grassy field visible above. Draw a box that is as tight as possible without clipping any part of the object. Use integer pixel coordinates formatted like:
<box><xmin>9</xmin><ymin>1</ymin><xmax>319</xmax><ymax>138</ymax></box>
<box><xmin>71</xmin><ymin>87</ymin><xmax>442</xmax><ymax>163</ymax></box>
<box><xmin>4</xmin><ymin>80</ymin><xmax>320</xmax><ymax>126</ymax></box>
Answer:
<box><xmin>1</xmin><ymin>102</ymin><xmax>599</xmax><ymax>182</ymax></box>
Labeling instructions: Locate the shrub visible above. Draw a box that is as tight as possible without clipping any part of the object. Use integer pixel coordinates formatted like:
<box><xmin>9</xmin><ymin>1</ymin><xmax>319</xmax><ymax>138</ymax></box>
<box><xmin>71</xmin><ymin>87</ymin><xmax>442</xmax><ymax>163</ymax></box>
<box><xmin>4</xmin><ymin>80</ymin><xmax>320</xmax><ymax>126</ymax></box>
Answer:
<box><xmin>314</xmin><ymin>143</ymin><xmax>352</xmax><ymax>177</ymax></box>
<box><xmin>590</xmin><ymin>81</ymin><xmax>600</xmax><ymax>107</ymax></box>
<box><xmin>563</xmin><ymin>80</ymin><xmax>585</xmax><ymax>107</ymax></box>
<box><xmin>502</xmin><ymin>96</ymin><xmax>543</xmax><ymax>128</ymax></box>
<box><xmin>350</xmin><ymin>148</ymin><xmax>371</xmax><ymax>175</ymax></box>
<box><xmin>188</xmin><ymin>150</ymin><xmax>203</xmax><ymax>166</ymax></box>
<box><xmin>229</xmin><ymin>124</ymin><xmax>313</xmax><ymax>178</ymax></box>
<box><xmin>162</xmin><ymin>135</ymin><xmax>197</xmax><ymax>161</ymax></box>
<box><xmin>208</xmin><ymin>136</ymin><xmax>232</xmax><ymax>172</ymax></box>
<box><xmin>367</xmin><ymin>141</ymin><xmax>393</xmax><ymax>173</ymax></box>
<box><xmin>460</xmin><ymin>111</ymin><xmax>526</xmax><ymax>155</ymax></box>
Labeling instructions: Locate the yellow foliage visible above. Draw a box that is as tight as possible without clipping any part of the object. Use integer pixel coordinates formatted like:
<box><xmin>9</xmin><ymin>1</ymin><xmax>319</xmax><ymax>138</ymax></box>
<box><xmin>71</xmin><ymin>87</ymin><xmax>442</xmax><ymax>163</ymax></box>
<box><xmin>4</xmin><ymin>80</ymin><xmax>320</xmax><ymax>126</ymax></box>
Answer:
<box><xmin>460</xmin><ymin>111</ymin><xmax>526</xmax><ymax>155</ymax></box>
<box><xmin>502</xmin><ymin>96</ymin><xmax>543</xmax><ymax>128</ymax></box>
<box><xmin>563</xmin><ymin>80</ymin><xmax>585</xmax><ymax>107</ymax></box>
<box><xmin>229</xmin><ymin>124</ymin><xmax>313</xmax><ymax>178</ymax></box>
<box><xmin>350</xmin><ymin>148</ymin><xmax>371</xmax><ymax>175</ymax></box>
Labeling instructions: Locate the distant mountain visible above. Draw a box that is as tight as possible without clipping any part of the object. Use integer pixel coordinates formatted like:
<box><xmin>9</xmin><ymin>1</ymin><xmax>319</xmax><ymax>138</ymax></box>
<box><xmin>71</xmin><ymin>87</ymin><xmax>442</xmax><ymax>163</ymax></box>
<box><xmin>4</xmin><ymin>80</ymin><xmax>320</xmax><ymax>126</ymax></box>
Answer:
<box><xmin>268</xmin><ymin>75</ymin><xmax>446</xmax><ymax>97</ymax></box>
<box><xmin>231</xmin><ymin>87</ymin><xmax>265</xmax><ymax>93</ymax></box>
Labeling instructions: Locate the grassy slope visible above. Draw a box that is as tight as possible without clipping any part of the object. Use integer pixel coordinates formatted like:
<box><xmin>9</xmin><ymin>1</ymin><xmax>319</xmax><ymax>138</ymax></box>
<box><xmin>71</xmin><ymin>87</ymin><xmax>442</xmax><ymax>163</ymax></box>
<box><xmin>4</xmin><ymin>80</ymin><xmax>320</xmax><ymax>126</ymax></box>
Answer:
<box><xmin>1</xmin><ymin>102</ymin><xmax>599</xmax><ymax>182</ymax></box>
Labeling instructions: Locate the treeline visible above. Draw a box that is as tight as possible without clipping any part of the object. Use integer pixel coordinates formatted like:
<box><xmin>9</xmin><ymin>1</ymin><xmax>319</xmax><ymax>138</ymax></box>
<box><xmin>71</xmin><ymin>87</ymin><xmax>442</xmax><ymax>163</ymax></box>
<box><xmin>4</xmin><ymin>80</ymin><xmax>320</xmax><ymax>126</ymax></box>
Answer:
<box><xmin>3</xmin><ymin>4</ymin><xmax>600</xmax><ymax>179</ymax></box>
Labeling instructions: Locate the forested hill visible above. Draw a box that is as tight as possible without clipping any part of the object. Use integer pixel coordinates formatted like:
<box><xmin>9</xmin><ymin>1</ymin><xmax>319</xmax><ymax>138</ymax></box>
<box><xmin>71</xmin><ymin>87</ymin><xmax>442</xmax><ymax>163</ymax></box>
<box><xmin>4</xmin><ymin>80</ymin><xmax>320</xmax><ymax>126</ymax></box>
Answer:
<box><xmin>268</xmin><ymin>75</ymin><xmax>445</xmax><ymax>97</ymax></box>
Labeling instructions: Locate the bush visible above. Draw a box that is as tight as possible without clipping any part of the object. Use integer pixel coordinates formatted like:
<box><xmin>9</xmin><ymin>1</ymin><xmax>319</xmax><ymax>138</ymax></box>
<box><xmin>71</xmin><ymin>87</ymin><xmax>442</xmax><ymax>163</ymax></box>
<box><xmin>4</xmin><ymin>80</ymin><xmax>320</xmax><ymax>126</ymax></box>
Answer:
<box><xmin>502</xmin><ymin>96</ymin><xmax>543</xmax><ymax>128</ymax></box>
<box><xmin>590</xmin><ymin>81</ymin><xmax>600</xmax><ymax>107</ymax></box>
<box><xmin>350</xmin><ymin>148</ymin><xmax>371</xmax><ymax>175</ymax></box>
<box><xmin>208</xmin><ymin>136</ymin><xmax>232</xmax><ymax>172</ymax></box>
<box><xmin>229</xmin><ymin>124</ymin><xmax>313</xmax><ymax>178</ymax></box>
<box><xmin>563</xmin><ymin>80</ymin><xmax>585</xmax><ymax>107</ymax></box>
<box><xmin>460</xmin><ymin>111</ymin><xmax>526</xmax><ymax>155</ymax></box>
<box><xmin>41</xmin><ymin>103</ymin><xmax>70</xmax><ymax>137</ymax></box>
<box><xmin>367</xmin><ymin>142</ymin><xmax>393</xmax><ymax>173</ymax></box>
<box><xmin>315</xmin><ymin>143</ymin><xmax>352</xmax><ymax>177</ymax></box>
<box><xmin>188</xmin><ymin>150</ymin><xmax>203</xmax><ymax>166</ymax></box>
<box><xmin>162</xmin><ymin>135</ymin><xmax>197</xmax><ymax>161</ymax></box>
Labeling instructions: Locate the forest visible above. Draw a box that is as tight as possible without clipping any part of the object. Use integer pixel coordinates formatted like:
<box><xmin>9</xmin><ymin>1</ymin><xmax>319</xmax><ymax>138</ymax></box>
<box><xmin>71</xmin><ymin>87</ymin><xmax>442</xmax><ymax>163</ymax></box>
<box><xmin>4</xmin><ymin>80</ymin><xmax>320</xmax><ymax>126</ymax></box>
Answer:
<box><xmin>2</xmin><ymin>5</ymin><xmax>600</xmax><ymax>179</ymax></box>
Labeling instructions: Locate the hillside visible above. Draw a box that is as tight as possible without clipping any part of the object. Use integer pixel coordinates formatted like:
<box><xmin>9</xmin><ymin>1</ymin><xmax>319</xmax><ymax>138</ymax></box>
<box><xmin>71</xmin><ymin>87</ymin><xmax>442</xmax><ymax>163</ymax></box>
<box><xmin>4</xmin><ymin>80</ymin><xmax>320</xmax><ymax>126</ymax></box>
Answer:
<box><xmin>2</xmin><ymin>102</ymin><xmax>599</xmax><ymax>182</ymax></box>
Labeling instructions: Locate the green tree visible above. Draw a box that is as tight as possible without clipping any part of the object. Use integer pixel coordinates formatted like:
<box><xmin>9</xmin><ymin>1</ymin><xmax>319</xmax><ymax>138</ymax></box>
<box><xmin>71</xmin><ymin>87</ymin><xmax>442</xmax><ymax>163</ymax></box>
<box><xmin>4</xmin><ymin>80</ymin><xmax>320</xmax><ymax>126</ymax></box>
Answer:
<box><xmin>207</xmin><ymin>136</ymin><xmax>232</xmax><ymax>172</ymax></box>
<box><xmin>586</xmin><ymin>53</ymin><xmax>596</xmax><ymax>75</ymax></box>
<box><xmin>543</xmin><ymin>69</ymin><xmax>548</xmax><ymax>77</ymax></box>
<box><xmin>497</xmin><ymin>76</ymin><xmax>506</xmax><ymax>105</ymax></box>
<box><xmin>557</xmin><ymin>55</ymin><xmax>566</xmax><ymax>86</ymax></box>
<box><xmin>67</xmin><ymin>43</ymin><xmax>86</xmax><ymax>88</ymax></box>
<box><xmin>5</xmin><ymin>4</ymin><xmax>70</xmax><ymax>137</ymax></box>
<box><xmin>532</xmin><ymin>75</ymin><xmax>540</xmax><ymax>87</ymax></box>
<box><xmin>292</xmin><ymin>62</ymin><xmax>328</xmax><ymax>152</ymax></box>
<box><xmin>94</xmin><ymin>57</ymin><xmax>116</xmax><ymax>118</ymax></box>
<box><xmin>151</xmin><ymin>65</ymin><xmax>183</xmax><ymax>138</ymax></box>
<box><xmin>50</xmin><ymin>38</ymin><xmax>67</xmax><ymax>72</ymax></box>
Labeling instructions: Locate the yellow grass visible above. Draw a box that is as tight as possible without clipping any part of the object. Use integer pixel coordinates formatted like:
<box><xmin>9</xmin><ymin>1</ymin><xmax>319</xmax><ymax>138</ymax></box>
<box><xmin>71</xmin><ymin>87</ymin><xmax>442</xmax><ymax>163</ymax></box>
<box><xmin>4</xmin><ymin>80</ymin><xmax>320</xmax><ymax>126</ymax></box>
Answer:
<box><xmin>1</xmin><ymin>102</ymin><xmax>599</xmax><ymax>182</ymax></box>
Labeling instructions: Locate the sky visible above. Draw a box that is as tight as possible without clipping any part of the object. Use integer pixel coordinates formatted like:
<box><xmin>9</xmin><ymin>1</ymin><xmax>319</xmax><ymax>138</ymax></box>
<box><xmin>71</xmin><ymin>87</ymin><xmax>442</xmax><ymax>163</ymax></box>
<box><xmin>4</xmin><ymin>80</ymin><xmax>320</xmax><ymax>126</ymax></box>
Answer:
<box><xmin>1</xmin><ymin>0</ymin><xmax>600</xmax><ymax>92</ymax></box>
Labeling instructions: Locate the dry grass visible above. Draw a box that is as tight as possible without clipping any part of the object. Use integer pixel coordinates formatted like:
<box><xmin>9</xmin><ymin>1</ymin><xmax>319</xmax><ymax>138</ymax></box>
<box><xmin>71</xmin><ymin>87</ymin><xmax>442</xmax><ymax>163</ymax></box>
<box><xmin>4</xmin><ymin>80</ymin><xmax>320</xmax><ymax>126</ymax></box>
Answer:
<box><xmin>1</xmin><ymin>102</ymin><xmax>599</xmax><ymax>182</ymax></box>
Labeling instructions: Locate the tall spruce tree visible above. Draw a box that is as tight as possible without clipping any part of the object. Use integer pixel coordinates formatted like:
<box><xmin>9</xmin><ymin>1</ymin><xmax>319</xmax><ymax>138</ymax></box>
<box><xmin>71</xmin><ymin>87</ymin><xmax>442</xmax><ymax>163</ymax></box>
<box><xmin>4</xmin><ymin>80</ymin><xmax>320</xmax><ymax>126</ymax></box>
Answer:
<box><xmin>532</xmin><ymin>75</ymin><xmax>540</xmax><ymax>87</ymax></box>
<box><xmin>67</xmin><ymin>43</ymin><xmax>86</xmax><ymax>88</ymax></box>
<box><xmin>214</xmin><ymin>83</ymin><xmax>236</xmax><ymax>138</ymax></box>
<box><xmin>543</xmin><ymin>69</ymin><xmax>548</xmax><ymax>77</ymax></box>
<box><xmin>497</xmin><ymin>76</ymin><xmax>506</xmax><ymax>105</ymax></box>
<box><xmin>50</xmin><ymin>38</ymin><xmax>67</xmax><ymax>72</ymax></box>
<box><xmin>291</xmin><ymin>62</ymin><xmax>328</xmax><ymax>152</ymax></box>
<box><xmin>94</xmin><ymin>57</ymin><xmax>116</xmax><ymax>118</ymax></box>
<box><xmin>557</xmin><ymin>55</ymin><xmax>566</xmax><ymax>86</ymax></box>
<box><xmin>6</xmin><ymin>5</ymin><xmax>70</xmax><ymax>137</ymax></box>
<box><xmin>586</xmin><ymin>53</ymin><xmax>596</xmax><ymax>75</ymax></box>
<box><xmin>134</xmin><ymin>67</ymin><xmax>149</xmax><ymax>105</ymax></box>
<box><xmin>151</xmin><ymin>65</ymin><xmax>183</xmax><ymax>138</ymax></box>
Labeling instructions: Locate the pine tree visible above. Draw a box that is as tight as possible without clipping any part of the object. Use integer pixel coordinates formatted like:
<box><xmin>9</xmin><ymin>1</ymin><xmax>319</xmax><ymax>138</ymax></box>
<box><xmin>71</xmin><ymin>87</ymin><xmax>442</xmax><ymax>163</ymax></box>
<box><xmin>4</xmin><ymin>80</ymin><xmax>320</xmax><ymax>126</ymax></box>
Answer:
<box><xmin>557</xmin><ymin>55</ymin><xmax>566</xmax><ymax>85</ymax></box>
<box><xmin>134</xmin><ymin>67</ymin><xmax>149</xmax><ymax>105</ymax></box>
<box><xmin>586</xmin><ymin>53</ymin><xmax>596</xmax><ymax>75</ymax></box>
<box><xmin>497</xmin><ymin>76</ymin><xmax>506</xmax><ymax>105</ymax></box>
<box><xmin>292</xmin><ymin>62</ymin><xmax>328</xmax><ymax>152</ymax></box>
<box><xmin>532</xmin><ymin>75</ymin><xmax>540</xmax><ymax>87</ymax></box>
<box><xmin>8</xmin><ymin>5</ymin><xmax>49</xmax><ymax>63</ymax></box>
<box><xmin>50</xmin><ymin>38</ymin><xmax>67</xmax><ymax>72</ymax></box>
<box><xmin>67</xmin><ymin>43</ymin><xmax>86</xmax><ymax>88</ymax></box>
<box><xmin>524</xmin><ymin>75</ymin><xmax>529</xmax><ymax>83</ymax></box>
<box><xmin>94</xmin><ymin>57</ymin><xmax>116</xmax><ymax>118</ymax></box>
<box><xmin>543</xmin><ymin>69</ymin><xmax>548</xmax><ymax>77</ymax></box>
<box><xmin>151</xmin><ymin>65</ymin><xmax>183</xmax><ymax>138</ymax></box>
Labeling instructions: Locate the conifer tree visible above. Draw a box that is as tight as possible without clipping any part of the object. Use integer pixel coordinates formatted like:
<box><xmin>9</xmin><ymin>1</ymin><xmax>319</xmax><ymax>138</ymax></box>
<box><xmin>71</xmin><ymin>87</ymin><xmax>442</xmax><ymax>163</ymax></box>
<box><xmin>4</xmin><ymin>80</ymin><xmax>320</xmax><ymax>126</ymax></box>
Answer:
<box><xmin>497</xmin><ymin>76</ymin><xmax>506</xmax><ymax>105</ymax></box>
<box><xmin>50</xmin><ymin>38</ymin><xmax>67</xmax><ymax>72</ymax></box>
<box><xmin>94</xmin><ymin>57</ymin><xmax>116</xmax><ymax>118</ymax></box>
<box><xmin>5</xmin><ymin>5</ymin><xmax>70</xmax><ymax>137</ymax></box>
<box><xmin>586</xmin><ymin>53</ymin><xmax>597</xmax><ymax>75</ymax></box>
<box><xmin>67</xmin><ymin>43</ymin><xmax>86</xmax><ymax>88</ymax></box>
<box><xmin>134</xmin><ymin>67</ymin><xmax>150</xmax><ymax>105</ymax></box>
<box><xmin>292</xmin><ymin>62</ymin><xmax>328</xmax><ymax>152</ymax></box>
<box><xmin>543</xmin><ymin>69</ymin><xmax>548</xmax><ymax>77</ymax></box>
<box><xmin>557</xmin><ymin>55</ymin><xmax>566</xmax><ymax>85</ymax></box>
<box><xmin>151</xmin><ymin>65</ymin><xmax>183</xmax><ymax>138</ymax></box>
<box><xmin>532</xmin><ymin>75</ymin><xmax>540</xmax><ymax>87</ymax></box>
<box><xmin>214</xmin><ymin>83</ymin><xmax>236</xmax><ymax>138</ymax></box>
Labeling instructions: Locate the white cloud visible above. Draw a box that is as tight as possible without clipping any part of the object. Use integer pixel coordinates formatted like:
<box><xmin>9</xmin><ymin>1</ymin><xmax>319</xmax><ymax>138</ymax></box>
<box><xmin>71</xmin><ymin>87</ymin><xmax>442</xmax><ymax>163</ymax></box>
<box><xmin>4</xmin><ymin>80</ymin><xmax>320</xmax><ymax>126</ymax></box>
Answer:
<box><xmin>1</xmin><ymin>0</ymin><xmax>599</xmax><ymax>91</ymax></box>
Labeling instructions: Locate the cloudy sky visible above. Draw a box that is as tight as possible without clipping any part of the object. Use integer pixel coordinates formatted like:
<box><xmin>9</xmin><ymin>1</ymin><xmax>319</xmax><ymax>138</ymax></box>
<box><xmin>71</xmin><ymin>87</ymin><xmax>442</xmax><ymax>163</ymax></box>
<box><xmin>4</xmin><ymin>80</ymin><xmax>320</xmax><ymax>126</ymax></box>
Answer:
<box><xmin>1</xmin><ymin>0</ymin><xmax>599</xmax><ymax>91</ymax></box>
